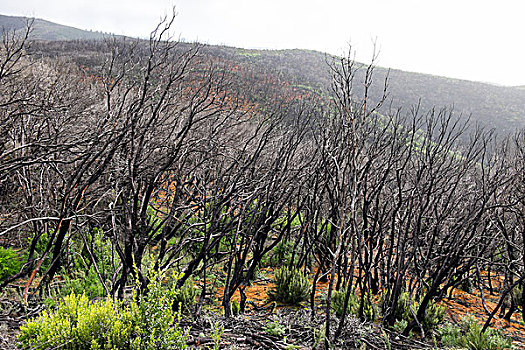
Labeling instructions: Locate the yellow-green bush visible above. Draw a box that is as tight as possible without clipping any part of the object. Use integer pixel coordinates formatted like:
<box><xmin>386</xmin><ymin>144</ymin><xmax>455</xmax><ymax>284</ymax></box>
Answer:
<box><xmin>18</xmin><ymin>294</ymin><xmax>134</xmax><ymax>349</ymax></box>
<box><xmin>18</xmin><ymin>269</ymin><xmax>191</xmax><ymax>350</ymax></box>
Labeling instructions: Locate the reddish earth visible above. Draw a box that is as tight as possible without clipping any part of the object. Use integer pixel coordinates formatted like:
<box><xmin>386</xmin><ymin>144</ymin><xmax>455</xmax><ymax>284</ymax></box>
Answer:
<box><xmin>211</xmin><ymin>267</ymin><xmax>525</xmax><ymax>346</ymax></box>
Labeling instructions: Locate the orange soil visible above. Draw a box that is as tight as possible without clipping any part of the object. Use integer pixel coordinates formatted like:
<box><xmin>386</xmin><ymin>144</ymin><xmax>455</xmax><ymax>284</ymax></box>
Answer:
<box><xmin>210</xmin><ymin>268</ymin><xmax>525</xmax><ymax>345</ymax></box>
<box><xmin>213</xmin><ymin>267</ymin><xmax>331</xmax><ymax>312</ymax></box>
<box><xmin>444</xmin><ymin>287</ymin><xmax>525</xmax><ymax>342</ymax></box>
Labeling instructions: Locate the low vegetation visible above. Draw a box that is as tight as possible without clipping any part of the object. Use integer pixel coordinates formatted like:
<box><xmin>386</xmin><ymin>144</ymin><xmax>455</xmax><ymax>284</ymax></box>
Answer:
<box><xmin>439</xmin><ymin>316</ymin><xmax>513</xmax><ymax>350</ymax></box>
<box><xmin>0</xmin><ymin>248</ymin><xmax>22</xmax><ymax>283</ymax></box>
<box><xmin>268</xmin><ymin>267</ymin><xmax>311</xmax><ymax>305</ymax></box>
<box><xmin>18</xmin><ymin>269</ymin><xmax>190</xmax><ymax>350</ymax></box>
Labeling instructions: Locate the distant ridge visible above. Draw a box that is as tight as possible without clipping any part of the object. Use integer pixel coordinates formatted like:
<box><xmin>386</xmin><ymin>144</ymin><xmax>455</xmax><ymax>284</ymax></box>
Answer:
<box><xmin>2</xmin><ymin>13</ymin><xmax>525</xmax><ymax>134</ymax></box>
<box><xmin>0</xmin><ymin>14</ymin><xmax>112</xmax><ymax>41</ymax></box>
<box><xmin>192</xmin><ymin>46</ymin><xmax>525</xmax><ymax>134</ymax></box>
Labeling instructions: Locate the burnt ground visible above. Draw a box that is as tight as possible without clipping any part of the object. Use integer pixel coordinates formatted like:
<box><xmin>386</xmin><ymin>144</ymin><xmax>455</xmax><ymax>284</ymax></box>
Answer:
<box><xmin>1</xmin><ymin>299</ymin><xmax>439</xmax><ymax>350</ymax></box>
<box><xmin>2</xmin><ymin>269</ymin><xmax>525</xmax><ymax>349</ymax></box>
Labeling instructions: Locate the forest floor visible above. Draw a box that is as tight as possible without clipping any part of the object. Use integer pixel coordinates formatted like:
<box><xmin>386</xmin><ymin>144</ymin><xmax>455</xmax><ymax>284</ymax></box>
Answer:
<box><xmin>1</xmin><ymin>268</ymin><xmax>525</xmax><ymax>349</ymax></box>
<box><xmin>210</xmin><ymin>267</ymin><xmax>525</xmax><ymax>349</ymax></box>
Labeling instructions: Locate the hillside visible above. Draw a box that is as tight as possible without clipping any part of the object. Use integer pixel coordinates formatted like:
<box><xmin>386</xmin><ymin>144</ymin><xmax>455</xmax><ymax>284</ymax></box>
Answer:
<box><xmin>197</xmin><ymin>46</ymin><xmax>525</xmax><ymax>134</ymax></box>
<box><xmin>2</xmin><ymin>14</ymin><xmax>524</xmax><ymax>135</ymax></box>
<box><xmin>0</xmin><ymin>14</ymin><xmax>110</xmax><ymax>41</ymax></box>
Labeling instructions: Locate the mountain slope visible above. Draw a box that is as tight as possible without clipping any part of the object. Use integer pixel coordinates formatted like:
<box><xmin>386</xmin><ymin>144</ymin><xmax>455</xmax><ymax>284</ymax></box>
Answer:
<box><xmin>205</xmin><ymin>47</ymin><xmax>525</xmax><ymax>134</ymax></box>
<box><xmin>4</xmin><ymin>13</ymin><xmax>525</xmax><ymax>135</ymax></box>
<box><xmin>0</xmin><ymin>14</ymin><xmax>110</xmax><ymax>41</ymax></box>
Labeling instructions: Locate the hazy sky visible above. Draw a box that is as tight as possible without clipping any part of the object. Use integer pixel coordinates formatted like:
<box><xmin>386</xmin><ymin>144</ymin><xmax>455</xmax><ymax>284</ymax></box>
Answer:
<box><xmin>2</xmin><ymin>0</ymin><xmax>524</xmax><ymax>86</ymax></box>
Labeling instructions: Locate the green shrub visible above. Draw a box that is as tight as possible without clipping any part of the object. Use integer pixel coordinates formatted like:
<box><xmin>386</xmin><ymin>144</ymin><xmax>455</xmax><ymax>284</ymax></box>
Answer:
<box><xmin>438</xmin><ymin>322</ymin><xmax>462</xmax><ymax>346</ymax></box>
<box><xmin>331</xmin><ymin>286</ymin><xmax>378</xmax><ymax>321</ymax></box>
<box><xmin>422</xmin><ymin>299</ymin><xmax>446</xmax><ymax>332</ymax></box>
<box><xmin>60</xmin><ymin>267</ymin><xmax>107</xmax><ymax>299</ymax></box>
<box><xmin>264</xmin><ymin>319</ymin><xmax>286</xmax><ymax>337</ymax></box>
<box><xmin>391</xmin><ymin>291</ymin><xmax>412</xmax><ymax>322</ymax></box>
<box><xmin>173</xmin><ymin>279</ymin><xmax>197</xmax><ymax>314</ymax></box>
<box><xmin>392</xmin><ymin>319</ymin><xmax>409</xmax><ymax>334</ymax></box>
<box><xmin>27</xmin><ymin>232</ymin><xmax>52</xmax><ymax>274</ymax></box>
<box><xmin>0</xmin><ymin>247</ymin><xmax>22</xmax><ymax>282</ymax></box>
<box><xmin>387</xmin><ymin>291</ymin><xmax>445</xmax><ymax>332</ymax></box>
<box><xmin>18</xmin><ymin>293</ymin><xmax>134</xmax><ymax>350</ymax></box>
<box><xmin>71</xmin><ymin>228</ymin><xmax>116</xmax><ymax>284</ymax></box>
<box><xmin>131</xmin><ymin>269</ymin><xmax>190</xmax><ymax>350</ymax></box>
<box><xmin>18</xmin><ymin>268</ymin><xmax>192</xmax><ymax>350</ymax></box>
<box><xmin>44</xmin><ymin>227</ymin><xmax>117</xmax><ymax>302</ymax></box>
<box><xmin>267</xmin><ymin>240</ymin><xmax>294</xmax><ymax>267</ymax></box>
<box><xmin>331</xmin><ymin>286</ymin><xmax>358</xmax><ymax>317</ymax></box>
<box><xmin>84</xmin><ymin>228</ymin><xmax>116</xmax><ymax>278</ymax></box>
<box><xmin>360</xmin><ymin>293</ymin><xmax>379</xmax><ymax>322</ymax></box>
<box><xmin>438</xmin><ymin>316</ymin><xmax>513</xmax><ymax>350</ymax></box>
<box><xmin>268</xmin><ymin>267</ymin><xmax>310</xmax><ymax>305</ymax></box>
<box><xmin>210</xmin><ymin>322</ymin><xmax>224</xmax><ymax>350</ymax></box>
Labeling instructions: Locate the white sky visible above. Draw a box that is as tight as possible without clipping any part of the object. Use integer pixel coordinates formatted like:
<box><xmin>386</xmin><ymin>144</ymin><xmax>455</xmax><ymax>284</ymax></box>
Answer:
<box><xmin>2</xmin><ymin>0</ymin><xmax>524</xmax><ymax>86</ymax></box>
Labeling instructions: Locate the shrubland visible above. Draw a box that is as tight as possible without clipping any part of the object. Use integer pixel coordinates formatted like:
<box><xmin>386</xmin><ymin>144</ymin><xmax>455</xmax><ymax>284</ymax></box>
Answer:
<box><xmin>1</xmin><ymin>15</ymin><xmax>524</xmax><ymax>349</ymax></box>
